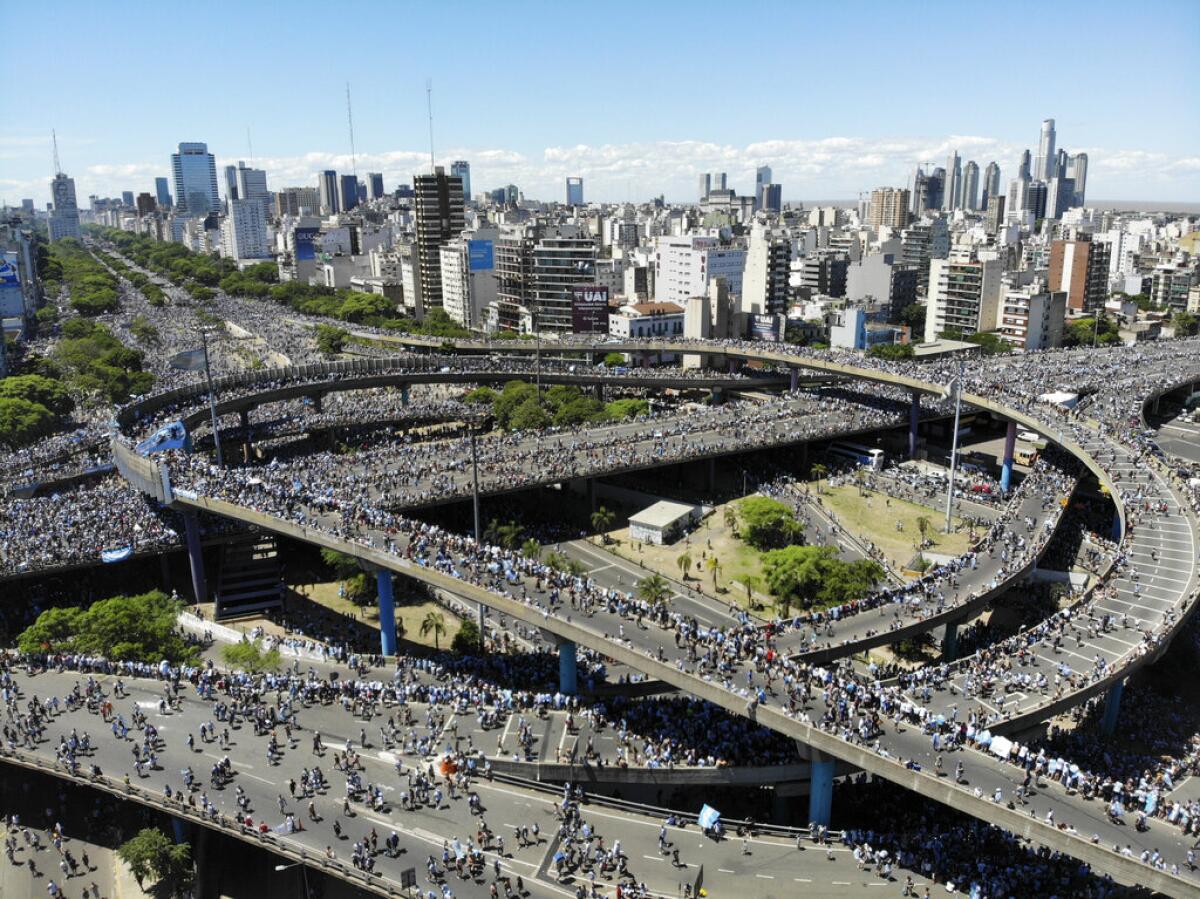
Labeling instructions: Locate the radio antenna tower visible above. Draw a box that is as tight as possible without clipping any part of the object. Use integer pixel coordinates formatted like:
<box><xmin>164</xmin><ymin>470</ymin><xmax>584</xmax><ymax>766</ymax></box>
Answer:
<box><xmin>52</xmin><ymin>129</ymin><xmax>62</xmax><ymax>175</ymax></box>
<box><xmin>426</xmin><ymin>78</ymin><xmax>436</xmax><ymax>173</ymax></box>
<box><xmin>247</xmin><ymin>127</ymin><xmax>255</xmax><ymax>165</ymax></box>
<box><xmin>345</xmin><ymin>83</ymin><xmax>358</xmax><ymax>176</ymax></box>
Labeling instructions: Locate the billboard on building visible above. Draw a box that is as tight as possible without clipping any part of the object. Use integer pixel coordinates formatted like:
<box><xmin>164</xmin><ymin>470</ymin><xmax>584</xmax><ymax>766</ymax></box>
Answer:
<box><xmin>571</xmin><ymin>285</ymin><xmax>609</xmax><ymax>333</ymax></box>
<box><xmin>748</xmin><ymin>313</ymin><xmax>783</xmax><ymax>342</ymax></box>
<box><xmin>0</xmin><ymin>259</ymin><xmax>23</xmax><ymax>319</ymax></box>
<box><xmin>294</xmin><ymin>227</ymin><xmax>319</xmax><ymax>261</ymax></box>
<box><xmin>467</xmin><ymin>240</ymin><xmax>494</xmax><ymax>271</ymax></box>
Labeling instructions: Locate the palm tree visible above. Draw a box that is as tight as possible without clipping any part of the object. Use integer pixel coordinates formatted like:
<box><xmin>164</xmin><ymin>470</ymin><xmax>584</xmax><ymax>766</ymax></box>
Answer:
<box><xmin>723</xmin><ymin>505</ymin><xmax>739</xmax><ymax>535</ymax></box>
<box><xmin>521</xmin><ymin>538</ymin><xmax>542</xmax><ymax>561</ymax></box>
<box><xmin>419</xmin><ymin>610</ymin><xmax>447</xmax><ymax>650</ymax></box>
<box><xmin>591</xmin><ymin>506</ymin><xmax>616</xmax><ymax>543</ymax></box>
<box><xmin>855</xmin><ymin>467</ymin><xmax>868</xmax><ymax>497</ymax></box>
<box><xmin>496</xmin><ymin>521</ymin><xmax>524</xmax><ymax>550</ymax></box>
<box><xmin>636</xmin><ymin>574</ymin><xmax>670</xmax><ymax>605</ymax></box>
<box><xmin>916</xmin><ymin>515</ymin><xmax>931</xmax><ymax>548</ymax></box>
<box><xmin>676</xmin><ymin>551</ymin><xmax>693</xmax><ymax>581</ymax></box>
<box><xmin>706</xmin><ymin>555</ymin><xmax>721</xmax><ymax>589</ymax></box>
<box><xmin>811</xmin><ymin>463</ymin><xmax>829</xmax><ymax>494</ymax></box>
<box><xmin>740</xmin><ymin>574</ymin><xmax>760</xmax><ymax>606</ymax></box>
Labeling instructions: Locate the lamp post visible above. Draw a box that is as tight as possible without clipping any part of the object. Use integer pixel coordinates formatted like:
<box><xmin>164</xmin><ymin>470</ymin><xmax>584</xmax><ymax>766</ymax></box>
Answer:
<box><xmin>200</xmin><ymin>328</ymin><xmax>224</xmax><ymax>468</ymax></box>
<box><xmin>274</xmin><ymin>862</ymin><xmax>311</xmax><ymax>899</ymax></box>
<box><xmin>943</xmin><ymin>357</ymin><xmax>964</xmax><ymax>534</ymax></box>
<box><xmin>470</xmin><ymin>422</ymin><xmax>487</xmax><ymax>651</ymax></box>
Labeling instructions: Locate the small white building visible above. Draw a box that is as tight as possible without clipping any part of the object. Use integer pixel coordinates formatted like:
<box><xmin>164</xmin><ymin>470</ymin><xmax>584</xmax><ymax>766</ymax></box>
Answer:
<box><xmin>628</xmin><ymin>500</ymin><xmax>701</xmax><ymax>545</ymax></box>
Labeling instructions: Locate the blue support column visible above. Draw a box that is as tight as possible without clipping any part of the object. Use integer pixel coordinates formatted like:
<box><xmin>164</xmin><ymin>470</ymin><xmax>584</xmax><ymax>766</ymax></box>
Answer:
<box><xmin>376</xmin><ymin>570</ymin><xmax>397</xmax><ymax>656</ymax></box>
<box><xmin>1101</xmin><ymin>680</ymin><xmax>1124</xmax><ymax>736</ymax></box>
<box><xmin>183</xmin><ymin>512</ymin><xmax>207</xmax><ymax>604</ymax></box>
<box><xmin>908</xmin><ymin>391</ymin><xmax>920</xmax><ymax>459</ymax></box>
<box><xmin>172</xmin><ymin>817</ymin><xmax>188</xmax><ymax>844</ymax></box>
<box><xmin>808</xmin><ymin>753</ymin><xmax>834</xmax><ymax>827</ymax></box>
<box><xmin>1000</xmin><ymin>420</ymin><xmax>1017</xmax><ymax>492</ymax></box>
<box><xmin>558</xmin><ymin>641</ymin><xmax>578</xmax><ymax>695</ymax></box>
<box><xmin>789</xmin><ymin>368</ymin><xmax>800</xmax><ymax>391</ymax></box>
<box><xmin>710</xmin><ymin>386</ymin><xmax>723</xmax><ymax>405</ymax></box>
<box><xmin>1110</xmin><ymin>511</ymin><xmax>1122</xmax><ymax>542</ymax></box>
<box><xmin>401</xmin><ymin>384</ymin><xmax>410</xmax><ymax>406</ymax></box>
<box><xmin>942</xmin><ymin>620</ymin><xmax>959</xmax><ymax>661</ymax></box>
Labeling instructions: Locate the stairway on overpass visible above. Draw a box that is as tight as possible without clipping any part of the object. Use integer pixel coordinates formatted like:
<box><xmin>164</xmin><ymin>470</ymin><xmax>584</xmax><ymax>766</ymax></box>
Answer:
<box><xmin>214</xmin><ymin>533</ymin><xmax>283</xmax><ymax>620</ymax></box>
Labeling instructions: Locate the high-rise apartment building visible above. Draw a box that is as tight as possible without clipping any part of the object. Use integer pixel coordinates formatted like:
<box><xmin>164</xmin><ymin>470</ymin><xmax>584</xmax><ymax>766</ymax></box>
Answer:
<box><xmin>961</xmin><ymin>161</ymin><xmax>979</xmax><ymax>211</ymax></box>
<box><xmin>759</xmin><ymin>184</ymin><xmax>782</xmax><ymax>213</ymax></box>
<box><xmin>985</xmin><ymin>195</ymin><xmax>1006</xmax><ymax>234</ymax></box>
<box><xmin>900</xmin><ymin>218</ymin><xmax>950</xmax><ymax>297</ymax></box>
<box><xmin>867</xmin><ymin>187</ymin><xmax>910</xmax><ymax>229</ymax></box>
<box><xmin>740</xmin><ymin>221</ymin><xmax>791</xmax><ymax>315</ymax></box>
<box><xmin>531</xmin><ymin>227</ymin><xmax>596</xmax><ymax>332</ymax></box>
<box><xmin>120</xmin><ymin>190</ymin><xmax>135</xmax><ymax>207</ymax></box>
<box><xmin>171</xmin><ymin>142</ymin><xmax>220</xmax><ymax>215</ymax></box>
<box><xmin>1034</xmin><ymin>118</ymin><xmax>1056</xmax><ymax>180</ymax></box>
<box><xmin>155</xmin><ymin>177</ymin><xmax>172</xmax><ymax>208</ymax></box>
<box><xmin>339</xmin><ymin>175</ymin><xmax>359</xmax><ymax>212</ymax></box>
<box><xmin>439</xmin><ymin>226</ymin><xmax>497</xmax><ymax>330</ymax></box>
<box><xmin>943</xmin><ymin>152</ymin><xmax>962</xmax><ymax>212</ymax></box>
<box><xmin>698</xmin><ymin>173</ymin><xmax>711</xmax><ymax>202</ymax></box>
<box><xmin>276</xmin><ymin>187</ymin><xmax>321</xmax><ymax>217</ymax></box>
<box><xmin>449</xmin><ymin>161</ymin><xmax>470</xmax><ymax>202</ymax></box>
<box><xmin>654</xmin><ymin>235</ymin><xmax>746</xmax><ymax>308</ymax></box>
<box><xmin>982</xmin><ymin>162</ymin><xmax>1001</xmax><ymax>210</ymax></box>
<box><xmin>224</xmin><ymin>165</ymin><xmax>239</xmax><ymax>202</ymax></box>
<box><xmin>318</xmin><ymin>170</ymin><xmax>339</xmax><ymax>215</ymax></box>
<box><xmin>367</xmin><ymin>172</ymin><xmax>385</xmax><ymax>200</ymax></box>
<box><xmin>221</xmin><ymin>198</ymin><xmax>270</xmax><ymax>260</ymax></box>
<box><xmin>48</xmin><ymin>173</ymin><xmax>82</xmax><ymax>242</ymax></box>
<box><xmin>565</xmin><ymin>177</ymin><xmax>584</xmax><ymax>206</ymax></box>
<box><xmin>997</xmin><ymin>275</ymin><xmax>1067</xmax><ymax>350</ymax></box>
<box><xmin>1045</xmin><ymin>176</ymin><xmax>1076</xmax><ymax>220</ymax></box>
<box><xmin>1048</xmin><ymin>238</ymin><xmax>1110</xmax><ymax>313</ymax></box>
<box><xmin>231</xmin><ymin>161</ymin><xmax>270</xmax><ymax>220</ymax></box>
<box><xmin>924</xmin><ymin>256</ymin><xmax>1003</xmax><ymax>341</ymax></box>
<box><xmin>135</xmin><ymin>193</ymin><xmax>157</xmax><ymax>217</ymax></box>
<box><xmin>413</xmin><ymin>167</ymin><xmax>466</xmax><ymax>309</ymax></box>
<box><xmin>1066</xmin><ymin>153</ymin><xmax>1088</xmax><ymax>207</ymax></box>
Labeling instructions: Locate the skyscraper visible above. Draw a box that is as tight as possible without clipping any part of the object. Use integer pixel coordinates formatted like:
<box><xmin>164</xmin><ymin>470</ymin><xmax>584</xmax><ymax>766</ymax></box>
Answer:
<box><xmin>943</xmin><ymin>151</ymin><xmax>961</xmax><ymax>212</ymax></box>
<box><xmin>367</xmin><ymin>172</ymin><xmax>385</xmax><ymax>200</ymax></box>
<box><xmin>1066</xmin><ymin>153</ymin><xmax>1088</xmax><ymax>207</ymax></box>
<box><xmin>755</xmin><ymin>165</ymin><xmax>773</xmax><ymax>209</ymax></box>
<box><xmin>170</xmin><ymin>142</ymin><xmax>220</xmax><ymax>215</ymax></box>
<box><xmin>450</xmin><ymin>161</ymin><xmax>471</xmax><ymax>201</ymax></box>
<box><xmin>982</xmin><ymin>162</ymin><xmax>1001</xmax><ymax>210</ymax></box>
<box><xmin>339</xmin><ymin>174</ymin><xmax>359</xmax><ymax>212</ymax></box>
<box><xmin>698</xmin><ymin>173</ymin><xmax>711</xmax><ymax>202</ymax></box>
<box><xmin>565</xmin><ymin>177</ymin><xmax>584</xmax><ymax>206</ymax></box>
<box><xmin>318</xmin><ymin>170</ymin><xmax>339</xmax><ymax>214</ymax></box>
<box><xmin>224</xmin><ymin>164</ymin><xmax>239</xmax><ymax>202</ymax></box>
<box><xmin>155</xmin><ymin>177</ymin><xmax>172</xmax><ymax>208</ymax></box>
<box><xmin>234</xmin><ymin>161</ymin><xmax>270</xmax><ymax>220</ymax></box>
<box><xmin>48</xmin><ymin>172</ymin><xmax>81</xmax><ymax>242</ymax></box>
<box><xmin>413</xmin><ymin>167</ymin><xmax>466</xmax><ymax>310</ymax></box>
<box><xmin>121</xmin><ymin>190</ymin><xmax>135</xmax><ymax>207</ymax></box>
<box><xmin>961</xmin><ymin>161</ymin><xmax>979</xmax><ymax>211</ymax></box>
<box><xmin>1018</xmin><ymin>149</ymin><xmax>1031</xmax><ymax>182</ymax></box>
<box><xmin>760</xmin><ymin>183</ymin><xmax>782</xmax><ymax>213</ymax></box>
<box><xmin>1034</xmin><ymin>118</ymin><xmax>1056</xmax><ymax>180</ymax></box>
<box><xmin>867</xmin><ymin>187</ymin><xmax>910</xmax><ymax>229</ymax></box>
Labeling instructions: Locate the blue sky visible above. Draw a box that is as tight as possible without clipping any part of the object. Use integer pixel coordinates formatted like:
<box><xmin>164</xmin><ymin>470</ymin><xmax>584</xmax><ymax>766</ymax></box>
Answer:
<box><xmin>4</xmin><ymin>0</ymin><xmax>1198</xmax><ymax>205</ymax></box>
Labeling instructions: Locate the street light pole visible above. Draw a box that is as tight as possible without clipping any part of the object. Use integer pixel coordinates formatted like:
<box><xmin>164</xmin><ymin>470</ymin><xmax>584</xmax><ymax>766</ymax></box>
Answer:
<box><xmin>470</xmin><ymin>427</ymin><xmax>487</xmax><ymax>652</ymax></box>
<box><xmin>274</xmin><ymin>863</ymin><xmax>311</xmax><ymax>899</ymax></box>
<box><xmin>201</xmin><ymin>328</ymin><xmax>224</xmax><ymax>468</ymax></box>
<box><xmin>943</xmin><ymin>357</ymin><xmax>963</xmax><ymax>534</ymax></box>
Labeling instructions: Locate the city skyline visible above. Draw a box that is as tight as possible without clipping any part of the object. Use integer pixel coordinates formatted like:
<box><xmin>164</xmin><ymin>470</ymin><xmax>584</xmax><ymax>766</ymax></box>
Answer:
<box><xmin>3</xmin><ymin>0</ymin><xmax>1198</xmax><ymax>206</ymax></box>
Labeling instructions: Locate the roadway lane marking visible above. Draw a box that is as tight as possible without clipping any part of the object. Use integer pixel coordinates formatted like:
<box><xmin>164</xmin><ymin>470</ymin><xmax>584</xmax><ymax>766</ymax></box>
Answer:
<box><xmin>718</xmin><ymin>868</ymin><xmax>736</xmax><ymax>873</ymax></box>
<box><xmin>755</xmin><ymin>874</ymin><xmax>775</xmax><ymax>879</ymax></box>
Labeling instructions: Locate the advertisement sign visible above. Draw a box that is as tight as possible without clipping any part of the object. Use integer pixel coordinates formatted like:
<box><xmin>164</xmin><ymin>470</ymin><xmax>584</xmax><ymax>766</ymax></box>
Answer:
<box><xmin>467</xmin><ymin>239</ymin><xmax>494</xmax><ymax>272</ymax></box>
<box><xmin>571</xmin><ymin>285</ymin><xmax>609</xmax><ymax>333</ymax></box>
<box><xmin>294</xmin><ymin>227</ymin><xmax>319</xmax><ymax>261</ymax></box>
<box><xmin>0</xmin><ymin>259</ymin><xmax>23</xmax><ymax>319</ymax></box>
<box><xmin>748</xmin><ymin>313</ymin><xmax>782</xmax><ymax>342</ymax></box>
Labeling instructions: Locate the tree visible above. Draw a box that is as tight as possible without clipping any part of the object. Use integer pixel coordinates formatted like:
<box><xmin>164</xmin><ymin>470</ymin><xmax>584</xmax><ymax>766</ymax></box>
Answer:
<box><xmin>129</xmin><ymin>316</ymin><xmax>160</xmax><ymax>347</ymax></box>
<box><xmin>321</xmin><ymin>547</ymin><xmax>361</xmax><ymax>580</ymax></box>
<box><xmin>737</xmin><ymin>496</ymin><xmax>805</xmax><ymax>550</ymax></box>
<box><xmin>221</xmin><ymin>639</ymin><xmax>282</xmax><ymax>673</ymax></box>
<box><xmin>739</xmin><ymin>574</ymin><xmax>760</xmax><ymax>606</ymax></box>
<box><xmin>636</xmin><ymin>573</ymin><xmax>670</xmax><ymax>605</ymax></box>
<box><xmin>762</xmin><ymin>546</ymin><xmax>884</xmax><ymax>612</ymax></box>
<box><xmin>451</xmin><ymin>617</ymin><xmax>482</xmax><ymax>654</ymax></box>
<box><xmin>723</xmin><ymin>505</ymin><xmax>739</xmax><ymax>535</ymax></box>
<box><xmin>590</xmin><ymin>506</ymin><xmax>616</xmax><ymax>542</ymax></box>
<box><xmin>602</xmin><ymin>352</ymin><xmax>626</xmax><ymax>366</ymax></box>
<box><xmin>419</xmin><ymin>610</ymin><xmax>447</xmax><ymax>650</ymax></box>
<box><xmin>810</xmin><ymin>463</ymin><xmax>829</xmax><ymax>494</ymax></box>
<box><xmin>676</xmin><ymin>551</ymin><xmax>693</xmax><ymax>581</ymax></box>
<box><xmin>464</xmin><ymin>386</ymin><xmax>498</xmax><ymax>405</ymax></box>
<box><xmin>706</xmin><ymin>555</ymin><xmax>721</xmax><ymax>589</ymax></box>
<box><xmin>604</xmin><ymin>398</ymin><xmax>649</xmax><ymax>420</ymax></box>
<box><xmin>521</xmin><ymin>537</ymin><xmax>542</xmax><ymax>560</ymax></box>
<box><xmin>899</xmin><ymin>302</ymin><xmax>926</xmax><ymax>337</ymax></box>
<box><xmin>1173</xmin><ymin>312</ymin><xmax>1199</xmax><ymax>337</ymax></box>
<box><xmin>117</xmin><ymin>828</ymin><xmax>192</xmax><ymax>894</ymax></box>
<box><xmin>17</xmin><ymin>591</ymin><xmax>198</xmax><ymax>664</ymax></box>
<box><xmin>493</xmin><ymin>380</ymin><xmax>538</xmax><ymax>429</ymax></box>
<box><xmin>489</xmin><ymin>520</ymin><xmax>523</xmax><ymax>549</ymax></box>
<box><xmin>0</xmin><ymin>396</ymin><xmax>57</xmax><ymax>448</ymax></box>
<box><xmin>915</xmin><ymin>515</ymin><xmax>932</xmax><ymax>548</ymax></box>
<box><xmin>867</xmin><ymin>343</ymin><xmax>914</xmax><ymax>361</ymax></box>
<box><xmin>509</xmin><ymin>396</ymin><xmax>551</xmax><ymax>431</ymax></box>
<box><xmin>0</xmin><ymin>374</ymin><xmax>74</xmax><ymax>416</ymax></box>
<box><xmin>315</xmin><ymin>324</ymin><xmax>348</xmax><ymax>355</ymax></box>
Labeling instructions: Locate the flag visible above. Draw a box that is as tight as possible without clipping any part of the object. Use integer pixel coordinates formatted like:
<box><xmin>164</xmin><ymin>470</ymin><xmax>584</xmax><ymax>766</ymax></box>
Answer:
<box><xmin>101</xmin><ymin>546</ymin><xmax>134</xmax><ymax>564</ymax></box>
<box><xmin>169</xmin><ymin>348</ymin><xmax>206</xmax><ymax>372</ymax></box>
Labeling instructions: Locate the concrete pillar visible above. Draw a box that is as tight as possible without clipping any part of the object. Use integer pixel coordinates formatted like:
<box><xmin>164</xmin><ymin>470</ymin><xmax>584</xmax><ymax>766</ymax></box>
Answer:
<box><xmin>376</xmin><ymin>570</ymin><xmax>397</xmax><ymax>656</ymax></box>
<box><xmin>1110</xmin><ymin>510</ymin><xmax>1122</xmax><ymax>542</ymax></box>
<box><xmin>789</xmin><ymin>368</ymin><xmax>800</xmax><ymax>391</ymax></box>
<box><xmin>1000</xmin><ymin>420</ymin><xmax>1017</xmax><ymax>492</ymax></box>
<box><xmin>1101</xmin><ymin>679</ymin><xmax>1124</xmax><ymax>736</ymax></box>
<box><xmin>172</xmin><ymin>817</ymin><xmax>188</xmax><ymax>845</ymax></box>
<box><xmin>310</xmin><ymin>394</ymin><xmax>323</xmax><ymax>413</ymax></box>
<box><xmin>808</xmin><ymin>751</ymin><xmax>834</xmax><ymax>827</ymax></box>
<box><xmin>710</xmin><ymin>386</ymin><xmax>723</xmax><ymax>405</ymax></box>
<box><xmin>942</xmin><ymin>620</ymin><xmax>959</xmax><ymax>661</ymax></box>
<box><xmin>593</xmin><ymin>382</ymin><xmax>604</xmax><ymax>401</ymax></box>
<box><xmin>908</xmin><ymin>391</ymin><xmax>920</xmax><ymax>459</ymax></box>
<box><xmin>728</xmin><ymin>358</ymin><xmax>738</xmax><ymax>375</ymax></box>
<box><xmin>558</xmin><ymin>641</ymin><xmax>578</xmax><ymax>695</ymax></box>
<box><xmin>239</xmin><ymin>408</ymin><xmax>250</xmax><ymax>437</ymax></box>
<box><xmin>183</xmin><ymin>512</ymin><xmax>207</xmax><ymax>604</ymax></box>
<box><xmin>401</xmin><ymin>384</ymin><xmax>410</xmax><ymax>406</ymax></box>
